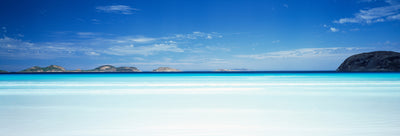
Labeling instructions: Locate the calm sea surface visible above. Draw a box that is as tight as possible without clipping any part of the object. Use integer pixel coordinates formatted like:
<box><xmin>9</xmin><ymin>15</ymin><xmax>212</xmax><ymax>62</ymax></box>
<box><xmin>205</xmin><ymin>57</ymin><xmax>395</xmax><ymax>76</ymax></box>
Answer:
<box><xmin>1</xmin><ymin>73</ymin><xmax>400</xmax><ymax>136</ymax></box>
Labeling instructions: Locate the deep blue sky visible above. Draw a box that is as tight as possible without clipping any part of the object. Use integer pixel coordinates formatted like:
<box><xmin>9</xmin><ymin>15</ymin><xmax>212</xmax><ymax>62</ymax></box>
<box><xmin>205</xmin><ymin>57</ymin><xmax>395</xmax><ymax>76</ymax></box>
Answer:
<box><xmin>1</xmin><ymin>0</ymin><xmax>400</xmax><ymax>71</ymax></box>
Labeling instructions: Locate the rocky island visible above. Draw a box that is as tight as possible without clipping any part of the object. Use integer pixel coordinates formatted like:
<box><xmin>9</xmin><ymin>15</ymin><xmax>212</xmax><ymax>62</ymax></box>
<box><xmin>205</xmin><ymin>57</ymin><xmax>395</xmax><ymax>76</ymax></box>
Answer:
<box><xmin>337</xmin><ymin>51</ymin><xmax>400</xmax><ymax>72</ymax></box>
<box><xmin>0</xmin><ymin>70</ymin><xmax>8</xmax><ymax>73</ymax></box>
<box><xmin>152</xmin><ymin>67</ymin><xmax>181</xmax><ymax>72</ymax></box>
<box><xmin>17</xmin><ymin>65</ymin><xmax>141</xmax><ymax>73</ymax></box>
<box><xmin>85</xmin><ymin>65</ymin><xmax>141</xmax><ymax>72</ymax></box>
<box><xmin>116</xmin><ymin>67</ymin><xmax>142</xmax><ymax>72</ymax></box>
<box><xmin>20</xmin><ymin>65</ymin><xmax>66</xmax><ymax>72</ymax></box>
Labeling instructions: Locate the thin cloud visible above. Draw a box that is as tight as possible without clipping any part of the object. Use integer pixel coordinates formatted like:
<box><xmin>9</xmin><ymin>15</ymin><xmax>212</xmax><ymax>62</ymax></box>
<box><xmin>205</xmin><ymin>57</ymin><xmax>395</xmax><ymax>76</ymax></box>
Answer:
<box><xmin>1</xmin><ymin>26</ymin><xmax>6</xmax><ymax>33</ymax></box>
<box><xmin>272</xmin><ymin>40</ymin><xmax>280</xmax><ymax>43</ymax></box>
<box><xmin>205</xmin><ymin>46</ymin><xmax>231</xmax><ymax>52</ymax></box>
<box><xmin>86</xmin><ymin>51</ymin><xmax>100</xmax><ymax>56</ymax></box>
<box><xmin>283</xmin><ymin>4</ymin><xmax>289</xmax><ymax>8</ymax></box>
<box><xmin>330</xmin><ymin>27</ymin><xmax>339</xmax><ymax>32</ymax></box>
<box><xmin>96</xmin><ymin>5</ymin><xmax>138</xmax><ymax>14</ymax></box>
<box><xmin>77</xmin><ymin>32</ymin><xmax>97</xmax><ymax>36</ymax></box>
<box><xmin>107</xmin><ymin>36</ymin><xmax>157</xmax><ymax>43</ymax></box>
<box><xmin>322</xmin><ymin>25</ymin><xmax>339</xmax><ymax>32</ymax></box>
<box><xmin>133</xmin><ymin>57</ymin><xmax>145</xmax><ymax>61</ymax></box>
<box><xmin>0</xmin><ymin>36</ymin><xmax>80</xmax><ymax>58</ymax></box>
<box><xmin>104</xmin><ymin>43</ymin><xmax>184</xmax><ymax>56</ymax></box>
<box><xmin>111</xmin><ymin>32</ymin><xmax>220</xmax><ymax>43</ymax></box>
<box><xmin>236</xmin><ymin>47</ymin><xmax>369</xmax><ymax>59</ymax></box>
<box><xmin>76</xmin><ymin>32</ymin><xmax>100</xmax><ymax>38</ymax></box>
<box><xmin>173</xmin><ymin>32</ymin><xmax>222</xmax><ymax>40</ymax></box>
<box><xmin>0</xmin><ymin>31</ymin><xmax>222</xmax><ymax>59</ymax></box>
<box><xmin>130</xmin><ymin>37</ymin><xmax>156</xmax><ymax>43</ymax></box>
<box><xmin>0</xmin><ymin>36</ymin><xmax>98</xmax><ymax>58</ymax></box>
<box><xmin>334</xmin><ymin>1</ymin><xmax>400</xmax><ymax>24</ymax></box>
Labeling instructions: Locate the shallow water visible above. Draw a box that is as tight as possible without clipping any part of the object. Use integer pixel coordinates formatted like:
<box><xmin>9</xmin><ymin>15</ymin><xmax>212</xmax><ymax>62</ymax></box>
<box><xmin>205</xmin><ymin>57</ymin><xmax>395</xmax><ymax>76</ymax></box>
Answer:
<box><xmin>1</xmin><ymin>73</ymin><xmax>400</xmax><ymax>136</ymax></box>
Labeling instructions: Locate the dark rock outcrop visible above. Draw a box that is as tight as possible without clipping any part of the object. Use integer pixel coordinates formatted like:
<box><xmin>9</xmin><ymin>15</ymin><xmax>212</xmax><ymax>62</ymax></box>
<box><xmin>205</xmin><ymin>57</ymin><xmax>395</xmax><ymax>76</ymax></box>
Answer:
<box><xmin>87</xmin><ymin>65</ymin><xmax>141</xmax><ymax>72</ymax></box>
<box><xmin>21</xmin><ymin>65</ymin><xmax>66</xmax><ymax>72</ymax></box>
<box><xmin>153</xmin><ymin>67</ymin><xmax>181</xmax><ymax>72</ymax></box>
<box><xmin>337</xmin><ymin>51</ymin><xmax>400</xmax><ymax>72</ymax></box>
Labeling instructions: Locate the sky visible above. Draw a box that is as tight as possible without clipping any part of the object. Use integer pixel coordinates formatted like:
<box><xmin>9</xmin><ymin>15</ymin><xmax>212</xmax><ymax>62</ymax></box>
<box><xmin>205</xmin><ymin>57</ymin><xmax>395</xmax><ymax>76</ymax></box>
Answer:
<box><xmin>1</xmin><ymin>0</ymin><xmax>400</xmax><ymax>71</ymax></box>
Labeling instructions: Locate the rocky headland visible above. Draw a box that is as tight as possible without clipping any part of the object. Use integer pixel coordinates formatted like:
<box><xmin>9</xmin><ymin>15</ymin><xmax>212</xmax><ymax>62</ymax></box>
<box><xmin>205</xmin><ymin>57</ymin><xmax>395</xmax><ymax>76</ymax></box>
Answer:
<box><xmin>337</xmin><ymin>51</ymin><xmax>400</xmax><ymax>72</ymax></box>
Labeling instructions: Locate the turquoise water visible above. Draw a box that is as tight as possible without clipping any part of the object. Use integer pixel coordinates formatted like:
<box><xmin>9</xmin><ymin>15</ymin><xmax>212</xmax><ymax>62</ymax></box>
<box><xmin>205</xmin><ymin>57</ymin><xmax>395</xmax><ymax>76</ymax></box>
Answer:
<box><xmin>1</xmin><ymin>73</ymin><xmax>400</xmax><ymax>136</ymax></box>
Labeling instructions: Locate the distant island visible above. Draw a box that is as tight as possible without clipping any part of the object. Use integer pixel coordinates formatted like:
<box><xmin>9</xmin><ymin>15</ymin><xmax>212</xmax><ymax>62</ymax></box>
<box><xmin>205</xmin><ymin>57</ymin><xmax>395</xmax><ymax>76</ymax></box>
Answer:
<box><xmin>19</xmin><ymin>65</ymin><xmax>141</xmax><ymax>72</ymax></box>
<box><xmin>21</xmin><ymin>65</ymin><xmax>67</xmax><ymax>72</ymax></box>
<box><xmin>83</xmin><ymin>65</ymin><xmax>141</xmax><ymax>72</ymax></box>
<box><xmin>214</xmin><ymin>68</ymin><xmax>250</xmax><ymax>72</ymax></box>
<box><xmin>152</xmin><ymin>67</ymin><xmax>181</xmax><ymax>72</ymax></box>
<box><xmin>11</xmin><ymin>65</ymin><xmax>183</xmax><ymax>73</ymax></box>
<box><xmin>337</xmin><ymin>51</ymin><xmax>400</xmax><ymax>72</ymax></box>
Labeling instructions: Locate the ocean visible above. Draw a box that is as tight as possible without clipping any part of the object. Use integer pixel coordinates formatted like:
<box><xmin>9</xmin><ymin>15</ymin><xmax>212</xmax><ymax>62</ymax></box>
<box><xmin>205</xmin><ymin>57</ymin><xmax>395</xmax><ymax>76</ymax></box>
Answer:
<box><xmin>1</xmin><ymin>72</ymin><xmax>400</xmax><ymax>136</ymax></box>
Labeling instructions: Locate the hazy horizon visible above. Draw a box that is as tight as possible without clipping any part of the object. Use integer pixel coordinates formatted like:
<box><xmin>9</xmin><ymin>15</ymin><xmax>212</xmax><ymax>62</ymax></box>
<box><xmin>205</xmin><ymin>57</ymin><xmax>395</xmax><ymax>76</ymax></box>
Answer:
<box><xmin>1</xmin><ymin>0</ymin><xmax>400</xmax><ymax>71</ymax></box>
